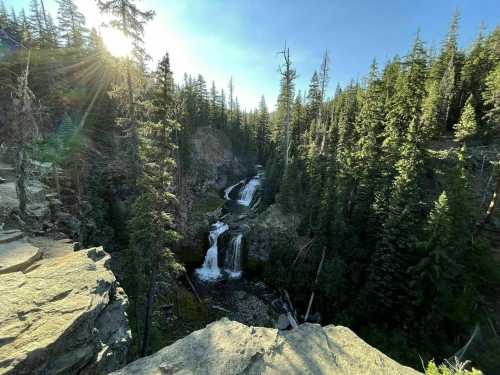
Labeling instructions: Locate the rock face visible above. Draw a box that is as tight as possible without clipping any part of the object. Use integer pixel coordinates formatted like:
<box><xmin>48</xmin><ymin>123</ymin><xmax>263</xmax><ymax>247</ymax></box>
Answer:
<box><xmin>246</xmin><ymin>204</ymin><xmax>301</xmax><ymax>267</ymax></box>
<box><xmin>111</xmin><ymin>318</ymin><xmax>420</xmax><ymax>375</ymax></box>
<box><xmin>175</xmin><ymin>127</ymin><xmax>251</xmax><ymax>268</ymax></box>
<box><xmin>0</xmin><ymin>247</ymin><xmax>130</xmax><ymax>375</ymax></box>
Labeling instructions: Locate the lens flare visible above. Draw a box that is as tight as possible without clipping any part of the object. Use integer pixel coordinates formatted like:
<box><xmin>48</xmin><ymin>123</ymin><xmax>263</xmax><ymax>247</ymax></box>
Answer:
<box><xmin>101</xmin><ymin>28</ymin><xmax>133</xmax><ymax>58</ymax></box>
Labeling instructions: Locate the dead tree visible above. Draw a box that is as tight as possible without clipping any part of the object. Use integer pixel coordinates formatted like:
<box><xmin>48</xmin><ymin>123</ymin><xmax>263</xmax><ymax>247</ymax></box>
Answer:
<box><xmin>9</xmin><ymin>50</ymin><xmax>39</xmax><ymax>217</ymax></box>
<box><xmin>304</xmin><ymin>247</ymin><xmax>326</xmax><ymax>322</ymax></box>
<box><xmin>476</xmin><ymin>167</ymin><xmax>500</xmax><ymax>233</ymax></box>
<box><xmin>278</xmin><ymin>43</ymin><xmax>296</xmax><ymax>175</ymax></box>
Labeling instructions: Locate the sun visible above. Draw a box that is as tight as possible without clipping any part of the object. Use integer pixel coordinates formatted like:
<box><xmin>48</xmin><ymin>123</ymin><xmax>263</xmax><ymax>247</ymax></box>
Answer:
<box><xmin>101</xmin><ymin>28</ymin><xmax>134</xmax><ymax>58</ymax></box>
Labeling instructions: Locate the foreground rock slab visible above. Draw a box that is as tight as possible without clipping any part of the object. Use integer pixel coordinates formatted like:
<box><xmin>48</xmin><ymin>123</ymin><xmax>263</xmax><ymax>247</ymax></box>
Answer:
<box><xmin>111</xmin><ymin>318</ymin><xmax>420</xmax><ymax>375</ymax></box>
<box><xmin>0</xmin><ymin>238</ymin><xmax>41</xmax><ymax>274</ymax></box>
<box><xmin>0</xmin><ymin>247</ymin><xmax>130</xmax><ymax>374</ymax></box>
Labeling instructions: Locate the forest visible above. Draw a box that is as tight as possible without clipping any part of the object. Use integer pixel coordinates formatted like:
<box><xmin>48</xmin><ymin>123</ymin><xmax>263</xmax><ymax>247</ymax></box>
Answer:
<box><xmin>0</xmin><ymin>0</ymin><xmax>499</xmax><ymax>374</ymax></box>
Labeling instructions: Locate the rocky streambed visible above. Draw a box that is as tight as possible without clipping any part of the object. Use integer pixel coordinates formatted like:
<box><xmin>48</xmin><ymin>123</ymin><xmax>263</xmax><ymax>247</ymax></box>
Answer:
<box><xmin>187</xmin><ymin>167</ymin><xmax>299</xmax><ymax>332</ymax></box>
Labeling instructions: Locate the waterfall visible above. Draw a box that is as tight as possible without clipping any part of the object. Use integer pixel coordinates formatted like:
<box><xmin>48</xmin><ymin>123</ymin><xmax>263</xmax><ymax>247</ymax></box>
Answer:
<box><xmin>224</xmin><ymin>180</ymin><xmax>244</xmax><ymax>200</ymax></box>
<box><xmin>237</xmin><ymin>176</ymin><xmax>261</xmax><ymax>206</ymax></box>
<box><xmin>225</xmin><ymin>233</ymin><xmax>243</xmax><ymax>278</ymax></box>
<box><xmin>196</xmin><ymin>221</ymin><xmax>229</xmax><ymax>281</ymax></box>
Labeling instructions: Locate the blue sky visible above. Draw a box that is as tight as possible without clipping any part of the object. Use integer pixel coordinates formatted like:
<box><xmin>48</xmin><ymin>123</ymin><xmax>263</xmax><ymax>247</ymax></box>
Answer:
<box><xmin>7</xmin><ymin>0</ymin><xmax>500</xmax><ymax>110</ymax></box>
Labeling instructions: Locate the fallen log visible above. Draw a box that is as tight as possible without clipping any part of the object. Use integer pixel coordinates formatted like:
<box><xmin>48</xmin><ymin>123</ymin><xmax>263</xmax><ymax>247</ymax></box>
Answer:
<box><xmin>292</xmin><ymin>238</ymin><xmax>315</xmax><ymax>267</ymax></box>
<box><xmin>304</xmin><ymin>246</ymin><xmax>326</xmax><ymax>322</ymax></box>
<box><xmin>184</xmin><ymin>272</ymin><xmax>202</xmax><ymax>303</ymax></box>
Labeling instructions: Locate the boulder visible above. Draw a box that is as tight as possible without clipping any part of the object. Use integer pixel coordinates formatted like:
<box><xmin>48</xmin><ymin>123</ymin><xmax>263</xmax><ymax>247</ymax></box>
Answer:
<box><xmin>111</xmin><ymin>318</ymin><xmax>420</xmax><ymax>375</ymax></box>
<box><xmin>0</xmin><ymin>247</ymin><xmax>131</xmax><ymax>374</ymax></box>
<box><xmin>277</xmin><ymin>314</ymin><xmax>291</xmax><ymax>330</ymax></box>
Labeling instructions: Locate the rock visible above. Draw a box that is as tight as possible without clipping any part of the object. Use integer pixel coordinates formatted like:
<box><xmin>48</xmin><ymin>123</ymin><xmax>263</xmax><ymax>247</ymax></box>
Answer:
<box><xmin>0</xmin><ymin>247</ymin><xmax>131</xmax><ymax>374</ymax></box>
<box><xmin>0</xmin><ymin>177</ymin><xmax>5</xmax><ymax>184</ymax></box>
<box><xmin>277</xmin><ymin>314</ymin><xmax>291</xmax><ymax>330</ymax></box>
<box><xmin>111</xmin><ymin>318</ymin><xmax>420</xmax><ymax>375</ymax></box>
<box><xmin>0</xmin><ymin>229</ymin><xmax>23</xmax><ymax>244</ymax></box>
<box><xmin>55</xmin><ymin>211</ymin><xmax>80</xmax><ymax>238</ymax></box>
<box><xmin>0</xmin><ymin>237</ymin><xmax>41</xmax><ymax>274</ymax></box>
<box><xmin>245</xmin><ymin>204</ymin><xmax>301</xmax><ymax>271</ymax></box>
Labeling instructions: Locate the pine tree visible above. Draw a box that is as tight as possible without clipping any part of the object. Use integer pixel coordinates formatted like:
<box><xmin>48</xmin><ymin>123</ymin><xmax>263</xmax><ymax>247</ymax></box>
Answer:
<box><xmin>97</xmin><ymin>0</ymin><xmax>155</xmax><ymax>182</ymax></box>
<box><xmin>128</xmin><ymin>56</ymin><xmax>182</xmax><ymax>355</ymax></box>
<box><xmin>383</xmin><ymin>33</ymin><xmax>427</xmax><ymax>169</ymax></box>
<box><xmin>28</xmin><ymin>0</ymin><xmax>45</xmax><ymax>47</ymax></box>
<box><xmin>256</xmin><ymin>95</ymin><xmax>270</xmax><ymax>163</ymax></box>
<box><xmin>57</xmin><ymin>0</ymin><xmax>87</xmax><ymax>48</ymax></box>
<box><xmin>482</xmin><ymin>62</ymin><xmax>500</xmax><ymax>133</ymax></box>
<box><xmin>454</xmin><ymin>95</ymin><xmax>477</xmax><ymax>142</ymax></box>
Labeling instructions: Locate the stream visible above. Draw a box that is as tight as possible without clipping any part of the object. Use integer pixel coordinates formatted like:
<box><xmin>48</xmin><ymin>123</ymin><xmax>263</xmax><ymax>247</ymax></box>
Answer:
<box><xmin>191</xmin><ymin>167</ymin><xmax>298</xmax><ymax>330</ymax></box>
<box><xmin>195</xmin><ymin>169</ymin><xmax>262</xmax><ymax>281</ymax></box>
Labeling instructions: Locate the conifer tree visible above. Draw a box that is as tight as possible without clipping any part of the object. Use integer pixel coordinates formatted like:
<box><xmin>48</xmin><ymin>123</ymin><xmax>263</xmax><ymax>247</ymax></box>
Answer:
<box><xmin>256</xmin><ymin>95</ymin><xmax>270</xmax><ymax>164</ymax></box>
<box><xmin>128</xmin><ymin>56</ymin><xmax>182</xmax><ymax>356</ymax></box>
<box><xmin>96</xmin><ymin>0</ymin><xmax>155</xmax><ymax>182</ymax></box>
<box><xmin>454</xmin><ymin>95</ymin><xmax>477</xmax><ymax>142</ymax></box>
<box><xmin>57</xmin><ymin>0</ymin><xmax>87</xmax><ymax>48</ymax></box>
<box><xmin>482</xmin><ymin>63</ymin><xmax>500</xmax><ymax>132</ymax></box>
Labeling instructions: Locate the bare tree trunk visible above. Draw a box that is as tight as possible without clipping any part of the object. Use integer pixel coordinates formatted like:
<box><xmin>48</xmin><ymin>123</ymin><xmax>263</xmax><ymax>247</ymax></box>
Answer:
<box><xmin>16</xmin><ymin>147</ymin><xmax>28</xmax><ymax>216</ymax></box>
<box><xmin>141</xmin><ymin>263</ymin><xmax>158</xmax><ymax>357</ymax></box>
<box><xmin>279</xmin><ymin>44</ymin><xmax>295</xmax><ymax>176</ymax></box>
<box><xmin>477</xmin><ymin>174</ymin><xmax>500</xmax><ymax>232</ymax></box>
<box><xmin>304</xmin><ymin>247</ymin><xmax>326</xmax><ymax>322</ymax></box>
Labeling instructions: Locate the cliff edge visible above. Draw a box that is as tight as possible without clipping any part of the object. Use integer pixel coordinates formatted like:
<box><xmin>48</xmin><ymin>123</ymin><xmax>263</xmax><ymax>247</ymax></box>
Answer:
<box><xmin>111</xmin><ymin>318</ymin><xmax>420</xmax><ymax>375</ymax></box>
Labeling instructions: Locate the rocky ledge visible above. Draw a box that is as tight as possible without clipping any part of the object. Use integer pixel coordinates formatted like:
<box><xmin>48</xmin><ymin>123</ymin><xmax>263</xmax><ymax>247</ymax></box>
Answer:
<box><xmin>0</xmin><ymin>247</ymin><xmax>130</xmax><ymax>375</ymax></box>
<box><xmin>111</xmin><ymin>318</ymin><xmax>420</xmax><ymax>375</ymax></box>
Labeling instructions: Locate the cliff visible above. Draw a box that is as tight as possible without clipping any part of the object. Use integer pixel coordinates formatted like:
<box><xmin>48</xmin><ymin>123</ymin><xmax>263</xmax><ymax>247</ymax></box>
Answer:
<box><xmin>111</xmin><ymin>318</ymin><xmax>420</xmax><ymax>375</ymax></box>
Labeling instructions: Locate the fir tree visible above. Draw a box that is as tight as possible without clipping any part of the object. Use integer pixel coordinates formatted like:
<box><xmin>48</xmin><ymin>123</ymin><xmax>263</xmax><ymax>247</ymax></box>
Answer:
<box><xmin>453</xmin><ymin>95</ymin><xmax>477</xmax><ymax>142</ymax></box>
<box><xmin>57</xmin><ymin>0</ymin><xmax>87</xmax><ymax>48</ymax></box>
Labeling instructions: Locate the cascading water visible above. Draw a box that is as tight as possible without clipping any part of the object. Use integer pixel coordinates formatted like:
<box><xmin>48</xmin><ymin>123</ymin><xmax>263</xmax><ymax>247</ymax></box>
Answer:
<box><xmin>237</xmin><ymin>175</ymin><xmax>261</xmax><ymax>206</ymax></box>
<box><xmin>225</xmin><ymin>233</ymin><xmax>243</xmax><ymax>278</ymax></box>
<box><xmin>196</xmin><ymin>221</ymin><xmax>229</xmax><ymax>280</ymax></box>
<box><xmin>224</xmin><ymin>180</ymin><xmax>244</xmax><ymax>200</ymax></box>
<box><xmin>197</xmin><ymin>171</ymin><xmax>261</xmax><ymax>282</ymax></box>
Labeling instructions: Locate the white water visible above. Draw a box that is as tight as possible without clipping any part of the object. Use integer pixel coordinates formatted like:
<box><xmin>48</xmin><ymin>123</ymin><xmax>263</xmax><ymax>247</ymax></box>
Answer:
<box><xmin>224</xmin><ymin>180</ymin><xmax>244</xmax><ymax>200</ymax></box>
<box><xmin>237</xmin><ymin>176</ymin><xmax>261</xmax><ymax>206</ymax></box>
<box><xmin>225</xmin><ymin>233</ymin><xmax>243</xmax><ymax>278</ymax></box>
<box><xmin>196</xmin><ymin>221</ymin><xmax>229</xmax><ymax>281</ymax></box>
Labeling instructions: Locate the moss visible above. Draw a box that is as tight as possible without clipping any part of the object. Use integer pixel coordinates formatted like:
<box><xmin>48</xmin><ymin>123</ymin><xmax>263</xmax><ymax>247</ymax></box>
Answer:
<box><xmin>192</xmin><ymin>191</ymin><xmax>224</xmax><ymax>216</ymax></box>
<box><xmin>150</xmin><ymin>286</ymin><xmax>210</xmax><ymax>351</ymax></box>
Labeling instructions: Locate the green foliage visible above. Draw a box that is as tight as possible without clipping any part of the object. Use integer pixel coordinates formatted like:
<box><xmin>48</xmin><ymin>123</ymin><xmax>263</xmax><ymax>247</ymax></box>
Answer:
<box><xmin>425</xmin><ymin>360</ymin><xmax>482</xmax><ymax>375</ymax></box>
<box><xmin>454</xmin><ymin>96</ymin><xmax>478</xmax><ymax>142</ymax></box>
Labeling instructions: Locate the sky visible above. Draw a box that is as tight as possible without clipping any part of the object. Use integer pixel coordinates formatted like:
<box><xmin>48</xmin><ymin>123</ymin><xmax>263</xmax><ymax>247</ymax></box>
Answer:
<box><xmin>7</xmin><ymin>0</ymin><xmax>500</xmax><ymax>110</ymax></box>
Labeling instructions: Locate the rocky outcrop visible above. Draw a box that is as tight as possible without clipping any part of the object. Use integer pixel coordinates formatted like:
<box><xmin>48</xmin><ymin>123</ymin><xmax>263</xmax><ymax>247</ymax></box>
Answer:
<box><xmin>111</xmin><ymin>318</ymin><xmax>420</xmax><ymax>375</ymax></box>
<box><xmin>245</xmin><ymin>204</ymin><xmax>301</xmax><ymax>270</ymax></box>
<box><xmin>0</xmin><ymin>232</ymin><xmax>41</xmax><ymax>274</ymax></box>
<box><xmin>0</xmin><ymin>247</ymin><xmax>130</xmax><ymax>375</ymax></box>
<box><xmin>190</xmin><ymin>127</ymin><xmax>249</xmax><ymax>192</ymax></box>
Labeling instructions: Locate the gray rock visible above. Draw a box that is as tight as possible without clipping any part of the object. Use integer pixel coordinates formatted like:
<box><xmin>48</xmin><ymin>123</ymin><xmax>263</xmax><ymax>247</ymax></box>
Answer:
<box><xmin>0</xmin><ymin>237</ymin><xmax>41</xmax><ymax>274</ymax></box>
<box><xmin>111</xmin><ymin>318</ymin><xmax>420</xmax><ymax>375</ymax></box>
<box><xmin>277</xmin><ymin>314</ymin><xmax>291</xmax><ymax>330</ymax></box>
<box><xmin>246</xmin><ymin>204</ymin><xmax>301</xmax><ymax>264</ymax></box>
<box><xmin>0</xmin><ymin>247</ymin><xmax>131</xmax><ymax>374</ymax></box>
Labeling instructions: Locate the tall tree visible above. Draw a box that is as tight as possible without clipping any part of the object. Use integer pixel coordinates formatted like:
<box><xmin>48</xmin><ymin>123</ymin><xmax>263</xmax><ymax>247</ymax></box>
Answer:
<box><xmin>57</xmin><ymin>0</ymin><xmax>87</xmax><ymax>48</ymax></box>
<box><xmin>278</xmin><ymin>43</ymin><xmax>296</xmax><ymax>175</ymax></box>
<box><xmin>96</xmin><ymin>0</ymin><xmax>155</xmax><ymax>181</ymax></box>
